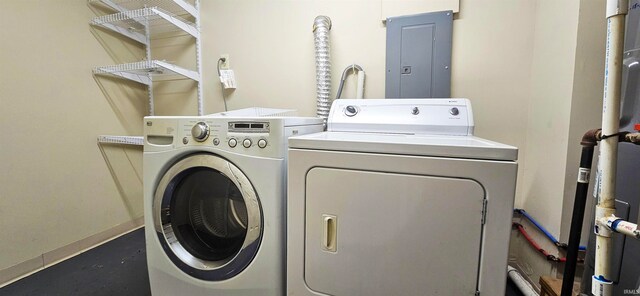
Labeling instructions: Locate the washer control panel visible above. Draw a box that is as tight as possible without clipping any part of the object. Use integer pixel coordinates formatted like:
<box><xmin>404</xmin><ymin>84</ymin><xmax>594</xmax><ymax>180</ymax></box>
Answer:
<box><xmin>143</xmin><ymin>116</ymin><xmax>324</xmax><ymax>157</ymax></box>
<box><xmin>179</xmin><ymin>119</ymin><xmax>277</xmax><ymax>156</ymax></box>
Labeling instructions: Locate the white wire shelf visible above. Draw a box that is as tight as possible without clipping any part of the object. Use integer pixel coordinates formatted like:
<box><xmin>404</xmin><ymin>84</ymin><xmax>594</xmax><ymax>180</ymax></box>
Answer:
<box><xmin>91</xmin><ymin>6</ymin><xmax>198</xmax><ymax>44</ymax></box>
<box><xmin>93</xmin><ymin>60</ymin><xmax>200</xmax><ymax>85</ymax></box>
<box><xmin>90</xmin><ymin>0</ymin><xmax>198</xmax><ymax>18</ymax></box>
<box><xmin>98</xmin><ymin>135</ymin><xmax>144</xmax><ymax>146</ymax></box>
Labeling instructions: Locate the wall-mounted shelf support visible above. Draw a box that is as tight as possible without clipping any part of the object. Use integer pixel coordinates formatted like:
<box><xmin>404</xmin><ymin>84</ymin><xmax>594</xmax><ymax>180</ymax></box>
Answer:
<box><xmin>94</xmin><ymin>60</ymin><xmax>200</xmax><ymax>86</ymax></box>
<box><xmin>92</xmin><ymin>19</ymin><xmax>147</xmax><ymax>44</ymax></box>
<box><xmin>98</xmin><ymin>135</ymin><xmax>144</xmax><ymax>146</ymax></box>
<box><xmin>91</xmin><ymin>0</ymin><xmax>202</xmax><ymax>146</ymax></box>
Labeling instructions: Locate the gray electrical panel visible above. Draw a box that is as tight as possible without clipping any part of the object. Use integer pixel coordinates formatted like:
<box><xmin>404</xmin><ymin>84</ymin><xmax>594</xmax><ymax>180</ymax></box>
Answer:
<box><xmin>385</xmin><ymin>11</ymin><xmax>453</xmax><ymax>98</ymax></box>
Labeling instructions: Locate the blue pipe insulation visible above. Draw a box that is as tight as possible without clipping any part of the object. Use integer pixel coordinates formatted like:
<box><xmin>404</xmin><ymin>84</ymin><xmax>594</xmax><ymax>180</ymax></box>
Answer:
<box><xmin>513</xmin><ymin>209</ymin><xmax>587</xmax><ymax>251</ymax></box>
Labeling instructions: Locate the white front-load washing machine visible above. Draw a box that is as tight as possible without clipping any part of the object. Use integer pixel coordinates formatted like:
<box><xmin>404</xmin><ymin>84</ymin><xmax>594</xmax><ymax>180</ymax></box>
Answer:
<box><xmin>287</xmin><ymin>99</ymin><xmax>518</xmax><ymax>296</ymax></box>
<box><xmin>143</xmin><ymin>114</ymin><xmax>323</xmax><ymax>296</ymax></box>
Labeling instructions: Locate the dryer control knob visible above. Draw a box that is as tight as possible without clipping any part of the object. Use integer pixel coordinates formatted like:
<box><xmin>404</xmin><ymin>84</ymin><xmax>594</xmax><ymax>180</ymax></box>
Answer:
<box><xmin>345</xmin><ymin>105</ymin><xmax>358</xmax><ymax>117</ymax></box>
<box><xmin>228</xmin><ymin>138</ymin><xmax>237</xmax><ymax>148</ymax></box>
<box><xmin>258</xmin><ymin>139</ymin><xmax>267</xmax><ymax>148</ymax></box>
<box><xmin>449</xmin><ymin>107</ymin><xmax>460</xmax><ymax>116</ymax></box>
<box><xmin>191</xmin><ymin>122</ymin><xmax>209</xmax><ymax>142</ymax></box>
<box><xmin>243</xmin><ymin>139</ymin><xmax>252</xmax><ymax>148</ymax></box>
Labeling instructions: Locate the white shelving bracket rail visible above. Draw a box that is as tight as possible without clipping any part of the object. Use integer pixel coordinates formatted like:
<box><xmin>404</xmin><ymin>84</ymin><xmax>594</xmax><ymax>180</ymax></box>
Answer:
<box><xmin>97</xmin><ymin>135</ymin><xmax>144</xmax><ymax>146</ymax></box>
<box><xmin>90</xmin><ymin>6</ymin><xmax>199</xmax><ymax>45</ymax></box>
<box><xmin>90</xmin><ymin>0</ymin><xmax>203</xmax><ymax>145</ymax></box>
<box><xmin>93</xmin><ymin>60</ymin><xmax>200</xmax><ymax>85</ymax></box>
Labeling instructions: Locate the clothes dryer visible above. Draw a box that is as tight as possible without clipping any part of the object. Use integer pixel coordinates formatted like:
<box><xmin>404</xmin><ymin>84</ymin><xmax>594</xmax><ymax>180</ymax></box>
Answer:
<box><xmin>287</xmin><ymin>99</ymin><xmax>518</xmax><ymax>296</ymax></box>
<box><xmin>144</xmin><ymin>114</ymin><xmax>322</xmax><ymax>296</ymax></box>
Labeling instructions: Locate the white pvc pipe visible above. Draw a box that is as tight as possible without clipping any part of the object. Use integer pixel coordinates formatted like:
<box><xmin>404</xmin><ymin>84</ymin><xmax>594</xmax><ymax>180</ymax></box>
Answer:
<box><xmin>604</xmin><ymin>216</ymin><xmax>640</xmax><ymax>239</ymax></box>
<box><xmin>507</xmin><ymin>266</ymin><xmax>539</xmax><ymax>296</ymax></box>
<box><xmin>356</xmin><ymin>70</ymin><xmax>365</xmax><ymax>99</ymax></box>
<box><xmin>593</xmin><ymin>1</ymin><xmax>628</xmax><ymax>295</ymax></box>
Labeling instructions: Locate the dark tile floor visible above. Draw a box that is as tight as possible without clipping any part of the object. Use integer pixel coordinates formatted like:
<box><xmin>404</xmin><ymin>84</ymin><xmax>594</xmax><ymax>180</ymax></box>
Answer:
<box><xmin>0</xmin><ymin>229</ymin><xmax>150</xmax><ymax>296</ymax></box>
<box><xmin>1</xmin><ymin>228</ymin><xmax>524</xmax><ymax>296</ymax></box>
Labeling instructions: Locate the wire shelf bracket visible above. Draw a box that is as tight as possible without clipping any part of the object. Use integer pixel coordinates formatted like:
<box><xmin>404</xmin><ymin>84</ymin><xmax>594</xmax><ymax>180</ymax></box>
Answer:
<box><xmin>94</xmin><ymin>20</ymin><xmax>148</xmax><ymax>44</ymax></box>
<box><xmin>93</xmin><ymin>60</ymin><xmax>200</xmax><ymax>85</ymax></box>
<box><xmin>97</xmin><ymin>135</ymin><xmax>144</xmax><ymax>146</ymax></box>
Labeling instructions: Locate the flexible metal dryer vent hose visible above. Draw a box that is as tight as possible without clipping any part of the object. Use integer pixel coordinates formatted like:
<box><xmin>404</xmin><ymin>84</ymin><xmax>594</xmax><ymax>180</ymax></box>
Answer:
<box><xmin>313</xmin><ymin>16</ymin><xmax>332</xmax><ymax>121</ymax></box>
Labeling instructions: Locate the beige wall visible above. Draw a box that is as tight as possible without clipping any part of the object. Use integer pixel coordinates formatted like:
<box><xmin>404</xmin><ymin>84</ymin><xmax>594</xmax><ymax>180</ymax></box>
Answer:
<box><xmin>520</xmin><ymin>0</ymin><xmax>605</xmax><ymax>243</ymax></box>
<box><xmin>0</xmin><ymin>0</ymin><xmax>608</xmax><ymax>284</ymax></box>
<box><xmin>202</xmin><ymin>0</ymin><xmax>535</xmax><ymax>138</ymax></box>
<box><xmin>512</xmin><ymin>0</ymin><xmax>605</xmax><ymax>283</ymax></box>
<box><xmin>202</xmin><ymin>0</ymin><xmax>388</xmax><ymax>115</ymax></box>
<box><xmin>0</xmin><ymin>0</ymin><xmax>146</xmax><ymax>277</ymax></box>
<box><xmin>202</xmin><ymin>0</ymin><xmax>604</xmax><ymax>246</ymax></box>
<box><xmin>520</xmin><ymin>0</ymin><xmax>581</xmax><ymax>241</ymax></box>
<box><xmin>449</xmin><ymin>0</ymin><xmax>536</xmax><ymax>208</ymax></box>
<box><xmin>560</xmin><ymin>0</ymin><xmax>606</xmax><ymax>243</ymax></box>
<box><xmin>202</xmin><ymin>0</ymin><xmax>536</xmax><ymax>208</ymax></box>
<box><xmin>513</xmin><ymin>0</ymin><xmax>579</xmax><ymax>277</ymax></box>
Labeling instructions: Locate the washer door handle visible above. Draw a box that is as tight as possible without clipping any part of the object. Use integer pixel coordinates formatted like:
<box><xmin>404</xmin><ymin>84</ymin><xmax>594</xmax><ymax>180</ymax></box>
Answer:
<box><xmin>322</xmin><ymin>214</ymin><xmax>337</xmax><ymax>253</ymax></box>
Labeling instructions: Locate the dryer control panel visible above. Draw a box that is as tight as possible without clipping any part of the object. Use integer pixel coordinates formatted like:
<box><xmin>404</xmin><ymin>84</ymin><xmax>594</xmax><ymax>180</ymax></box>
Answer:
<box><xmin>327</xmin><ymin>98</ymin><xmax>474</xmax><ymax>136</ymax></box>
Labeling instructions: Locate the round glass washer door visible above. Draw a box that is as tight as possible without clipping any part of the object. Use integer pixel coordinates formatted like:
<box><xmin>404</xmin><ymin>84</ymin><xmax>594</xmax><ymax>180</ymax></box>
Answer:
<box><xmin>153</xmin><ymin>153</ymin><xmax>262</xmax><ymax>281</ymax></box>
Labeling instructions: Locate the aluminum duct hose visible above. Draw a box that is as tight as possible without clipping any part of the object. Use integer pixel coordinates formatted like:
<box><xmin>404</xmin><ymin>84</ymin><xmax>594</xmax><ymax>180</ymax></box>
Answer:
<box><xmin>313</xmin><ymin>16</ymin><xmax>332</xmax><ymax>120</ymax></box>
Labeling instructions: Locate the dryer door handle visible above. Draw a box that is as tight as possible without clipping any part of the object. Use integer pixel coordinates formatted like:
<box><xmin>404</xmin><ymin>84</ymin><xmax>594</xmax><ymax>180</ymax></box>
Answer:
<box><xmin>322</xmin><ymin>214</ymin><xmax>337</xmax><ymax>253</ymax></box>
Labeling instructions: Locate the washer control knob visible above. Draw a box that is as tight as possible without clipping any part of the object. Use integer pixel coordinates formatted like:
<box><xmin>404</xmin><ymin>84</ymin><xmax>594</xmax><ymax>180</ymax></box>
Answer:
<box><xmin>243</xmin><ymin>139</ymin><xmax>252</xmax><ymax>148</ymax></box>
<box><xmin>345</xmin><ymin>105</ymin><xmax>358</xmax><ymax>117</ymax></box>
<box><xmin>213</xmin><ymin>138</ymin><xmax>220</xmax><ymax>146</ymax></box>
<box><xmin>258</xmin><ymin>139</ymin><xmax>267</xmax><ymax>148</ymax></box>
<box><xmin>228</xmin><ymin>138</ymin><xmax>237</xmax><ymax>148</ymax></box>
<box><xmin>449</xmin><ymin>107</ymin><xmax>460</xmax><ymax>116</ymax></box>
<box><xmin>191</xmin><ymin>122</ymin><xmax>209</xmax><ymax>142</ymax></box>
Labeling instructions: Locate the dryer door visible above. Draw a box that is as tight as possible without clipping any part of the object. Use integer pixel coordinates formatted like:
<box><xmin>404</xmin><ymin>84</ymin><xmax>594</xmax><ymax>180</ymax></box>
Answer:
<box><xmin>304</xmin><ymin>167</ymin><xmax>485</xmax><ymax>296</ymax></box>
<box><xmin>153</xmin><ymin>153</ymin><xmax>262</xmax><ymax>281</ymax></box>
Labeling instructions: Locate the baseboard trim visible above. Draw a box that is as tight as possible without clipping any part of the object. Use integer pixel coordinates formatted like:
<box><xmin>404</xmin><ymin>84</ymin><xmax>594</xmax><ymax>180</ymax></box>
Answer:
<box><xmin>0</xmin><ymin>216</ymin><xmax>144</xmax><ymax>287</ymax></box>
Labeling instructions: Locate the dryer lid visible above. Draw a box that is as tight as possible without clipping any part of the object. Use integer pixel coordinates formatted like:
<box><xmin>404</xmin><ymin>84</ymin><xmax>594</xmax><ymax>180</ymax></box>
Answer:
<box><xmin>289</xmin><ymin>132</ymin><xmax>518</xmax><ymax>161</ymax></box>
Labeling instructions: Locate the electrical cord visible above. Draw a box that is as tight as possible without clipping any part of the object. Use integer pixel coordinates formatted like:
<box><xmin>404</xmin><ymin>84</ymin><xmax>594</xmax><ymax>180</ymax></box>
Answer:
<box><xmin>217</xmin><ymin>57</ymin><xmax>228</xmax><ymax>111</ymax></box>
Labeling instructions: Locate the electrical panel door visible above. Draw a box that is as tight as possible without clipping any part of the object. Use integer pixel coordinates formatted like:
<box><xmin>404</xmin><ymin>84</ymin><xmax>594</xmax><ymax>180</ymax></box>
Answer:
<box><xmin>385</xmin><ymin>11</ymin><xmax>453</xmax><ymax>98</ymax></box>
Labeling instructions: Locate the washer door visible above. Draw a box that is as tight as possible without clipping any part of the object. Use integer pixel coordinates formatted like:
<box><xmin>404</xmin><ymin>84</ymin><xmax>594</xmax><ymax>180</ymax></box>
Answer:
<box><xmin>153</xmin><ymin>153</ymin><xmax>262</xmax><ymax>281</ymax></box>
